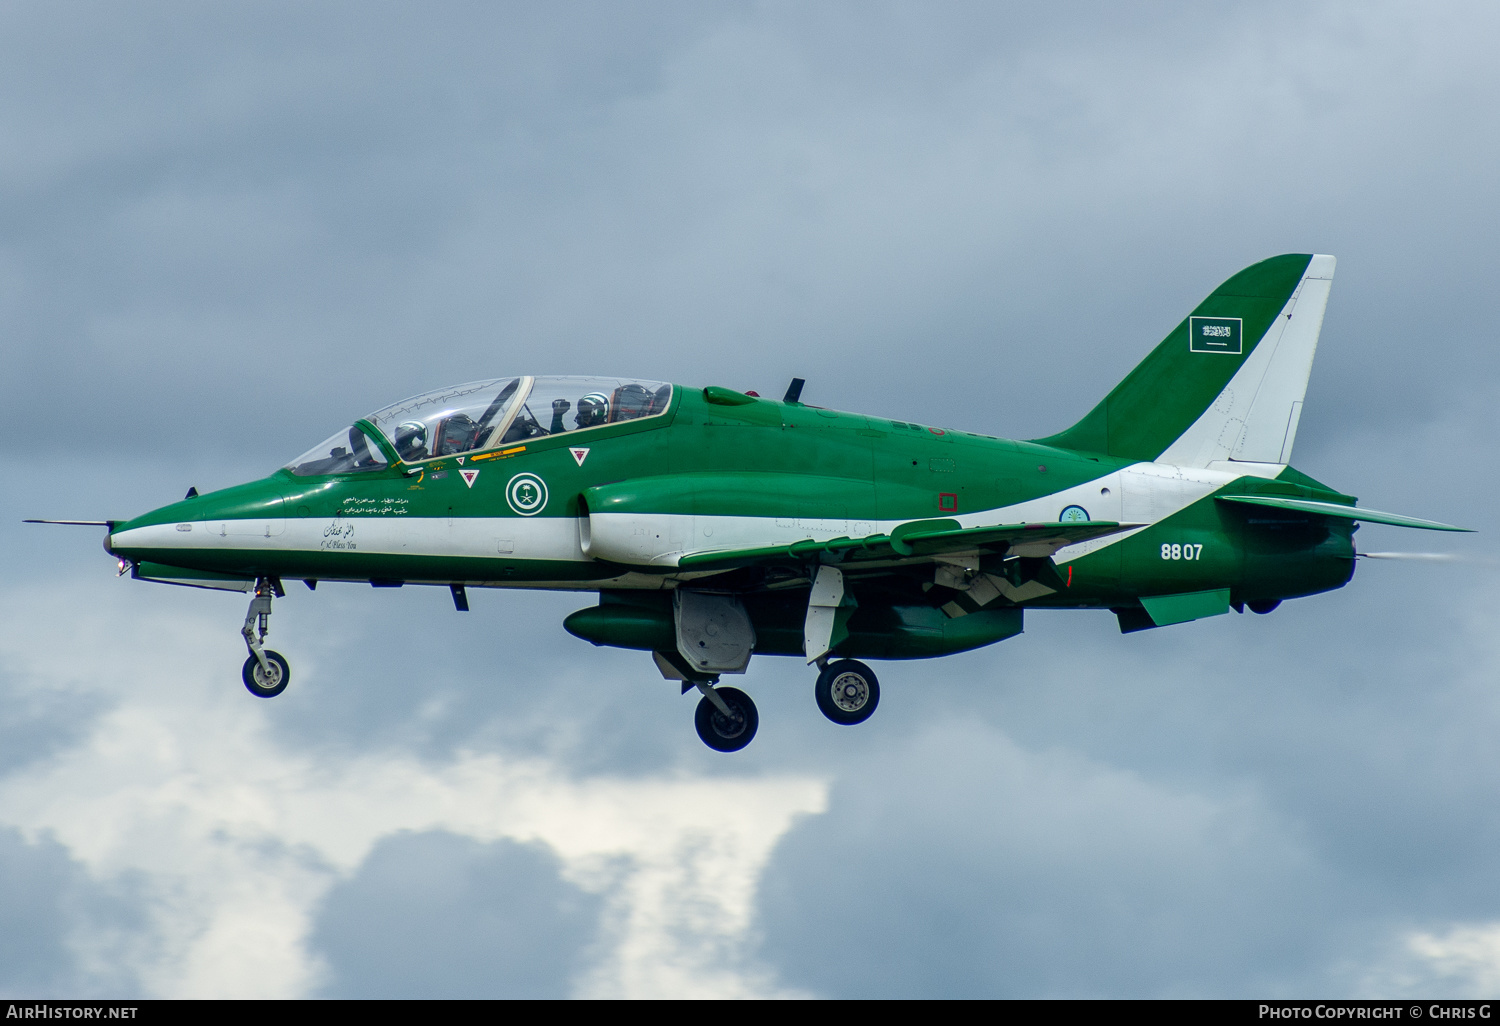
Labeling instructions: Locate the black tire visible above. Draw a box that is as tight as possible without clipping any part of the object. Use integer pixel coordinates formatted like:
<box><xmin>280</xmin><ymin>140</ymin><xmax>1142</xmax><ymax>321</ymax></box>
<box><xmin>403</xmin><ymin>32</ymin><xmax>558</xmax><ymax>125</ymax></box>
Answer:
<box><xmin>242</xmin><ymin>650</ymin><xmax>290</xmax><ymax>698</ymax></box>
<box><xmin>694</xmin><ymin>686</ymin><xmax>758</xmax><ymax>753</ymax></box>
<box><xmin>815</xmin><ymin>659</ymin><xmax>880</xmax><ymax>725</ymax></box>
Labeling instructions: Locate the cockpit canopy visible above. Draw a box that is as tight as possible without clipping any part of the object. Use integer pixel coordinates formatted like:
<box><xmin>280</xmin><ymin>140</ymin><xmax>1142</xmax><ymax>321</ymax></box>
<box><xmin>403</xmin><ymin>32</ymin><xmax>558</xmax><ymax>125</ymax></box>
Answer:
<box><xmin>286</xmin><ymin>375</ymin><xmax>672</xmax><ymax>476</ymax></box>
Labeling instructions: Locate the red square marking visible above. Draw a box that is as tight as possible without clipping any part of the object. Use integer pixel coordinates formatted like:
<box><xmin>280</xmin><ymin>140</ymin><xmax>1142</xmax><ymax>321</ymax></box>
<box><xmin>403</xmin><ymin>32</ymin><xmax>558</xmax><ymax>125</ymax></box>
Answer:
<box><xmin>938</xmin><ymin>492</ymin><xmax>958</xmax><ymax>512</ymax></box>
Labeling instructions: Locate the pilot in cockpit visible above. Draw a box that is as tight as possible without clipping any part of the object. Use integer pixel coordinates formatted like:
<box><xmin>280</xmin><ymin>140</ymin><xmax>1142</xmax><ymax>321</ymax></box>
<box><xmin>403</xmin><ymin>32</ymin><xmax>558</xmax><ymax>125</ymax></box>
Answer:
<box><xmin>575</xmin><ymin>392</ymin><xmax>610</xmax><ymax>429</ymax></box>
<box><xmin>395</xmin><ymin>422</ymin><xmax>429</xmax><ymax>462</ymax></box>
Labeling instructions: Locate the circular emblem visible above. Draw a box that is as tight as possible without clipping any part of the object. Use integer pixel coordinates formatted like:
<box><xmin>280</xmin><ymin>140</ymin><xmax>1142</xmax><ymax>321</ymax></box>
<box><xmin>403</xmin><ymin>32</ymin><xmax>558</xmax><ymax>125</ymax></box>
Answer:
<box><xmin>1059</xmin><ymin>505</ymin><xmax>1090</xmax><ymax>523</ymax></box>
<box><xmin>506</xmin><ymin>473</ymin><xmax>549</xmax><ymax>516</ymax></box>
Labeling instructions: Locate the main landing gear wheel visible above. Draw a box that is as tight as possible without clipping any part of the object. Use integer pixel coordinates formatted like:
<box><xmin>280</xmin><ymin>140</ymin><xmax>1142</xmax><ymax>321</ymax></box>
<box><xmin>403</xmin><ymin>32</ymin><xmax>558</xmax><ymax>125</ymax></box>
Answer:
<box><xmin>694</xmin><ymin>686</ymin><xmax>759</xmax><ymax>753</ymax></box>
<box><xmin>816</xmin><ymin>659</ymin><xmax>880</xmax><ymax>725</ymax></box>
<box><xmin>242</xmin><ymin>650</ymin><xmax>290</xmax><ymax>698</ymax></box>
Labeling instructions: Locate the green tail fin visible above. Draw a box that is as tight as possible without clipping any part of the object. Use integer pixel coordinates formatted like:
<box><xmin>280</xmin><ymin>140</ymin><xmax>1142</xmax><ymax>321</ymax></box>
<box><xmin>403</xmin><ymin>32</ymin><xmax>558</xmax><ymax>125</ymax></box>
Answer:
<box><xmin>1034</xmin><ymin>254</ymin><xmax>1334</xmax><ymax>466</ymax></box>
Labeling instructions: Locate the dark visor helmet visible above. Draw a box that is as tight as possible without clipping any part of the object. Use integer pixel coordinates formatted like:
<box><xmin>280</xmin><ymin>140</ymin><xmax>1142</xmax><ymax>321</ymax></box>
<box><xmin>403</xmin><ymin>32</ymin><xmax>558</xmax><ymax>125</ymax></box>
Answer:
<box><xmin>575</xmin><ymin>392</ymin><xmax>610</xmax><ymax>428</ymax></box>
<box><xmin>394</xmin><ymin>421</ymin><xmax>428</xmax><ymax>460</ymax></box>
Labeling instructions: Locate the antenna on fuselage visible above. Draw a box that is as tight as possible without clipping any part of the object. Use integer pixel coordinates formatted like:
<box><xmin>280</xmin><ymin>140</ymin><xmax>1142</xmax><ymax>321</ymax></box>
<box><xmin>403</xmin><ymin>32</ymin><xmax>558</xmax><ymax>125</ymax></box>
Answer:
<box><xmin>783</xmin><ymin>378</ymin><xmax>805</xmax><ymax>404</ymax></box>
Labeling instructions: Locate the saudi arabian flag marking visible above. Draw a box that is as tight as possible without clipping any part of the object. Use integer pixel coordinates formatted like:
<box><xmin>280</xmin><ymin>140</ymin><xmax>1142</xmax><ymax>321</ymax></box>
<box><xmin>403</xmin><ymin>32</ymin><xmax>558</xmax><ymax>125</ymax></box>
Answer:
<box><xmin>1189</xmin><ymin>316</ymin><xmax>1243</xmax><ymax>354</ymax></box>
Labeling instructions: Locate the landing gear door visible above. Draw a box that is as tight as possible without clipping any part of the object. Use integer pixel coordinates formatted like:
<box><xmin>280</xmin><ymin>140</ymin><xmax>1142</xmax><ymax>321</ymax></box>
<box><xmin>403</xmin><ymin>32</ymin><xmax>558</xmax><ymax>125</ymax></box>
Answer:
<box><xmin>674</xmin><ymin>591</ymin><xmax>755</xmax><ymax>676</ymax></box>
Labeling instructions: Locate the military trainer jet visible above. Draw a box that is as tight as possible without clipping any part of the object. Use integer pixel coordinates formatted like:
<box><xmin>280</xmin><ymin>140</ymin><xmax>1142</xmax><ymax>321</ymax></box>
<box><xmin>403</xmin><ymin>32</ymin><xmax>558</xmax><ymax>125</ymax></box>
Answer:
<box><xmin>37</xmin><ymin>254</ymin><xmax>1467</xmax><ymax>752</ymax></box>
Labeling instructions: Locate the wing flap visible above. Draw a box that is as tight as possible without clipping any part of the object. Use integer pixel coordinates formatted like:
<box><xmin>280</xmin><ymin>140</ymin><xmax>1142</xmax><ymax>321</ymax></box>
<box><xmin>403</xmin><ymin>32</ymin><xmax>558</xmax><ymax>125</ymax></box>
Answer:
<box><xmin>675</xmin><ymin>520</ymin><xmax>1138</xmax><ymax>571</ymax></box>
<box><xmin>1216</xmin><ymin>495</ymin><xmax>1470</xmax><ymax>532</ymax></box>
<box><xmin>895</xmin><ymin>520</ymin><xmax>1135</xmax><ymax>558</ymax></box>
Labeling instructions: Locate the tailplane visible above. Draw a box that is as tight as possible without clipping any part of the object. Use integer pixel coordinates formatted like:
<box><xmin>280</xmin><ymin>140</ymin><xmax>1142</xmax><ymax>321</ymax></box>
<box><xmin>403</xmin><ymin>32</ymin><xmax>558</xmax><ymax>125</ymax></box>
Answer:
<box><xmin>1034</xmin><ymin>253</ymin><xmax>1335</xmax><ymax>467</ymax></box>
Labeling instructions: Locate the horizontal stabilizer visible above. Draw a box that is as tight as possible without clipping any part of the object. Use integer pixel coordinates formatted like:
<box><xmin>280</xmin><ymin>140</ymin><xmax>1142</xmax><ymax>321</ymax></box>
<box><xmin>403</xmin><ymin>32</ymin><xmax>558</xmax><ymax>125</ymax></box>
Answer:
<box><xmin>23</xmin><ymin>519</ymin><xmax>115</xmax><ymax>527</ymax></box>
<box><xmin>1215</xmin><ymin>495</ymin><xmax>1470</xmax><ymax>532</ymax></box>
<box><xmin>675</xmin><ymin>520</ymin><xmax>1139</xmax><ymax>572</ymax></box>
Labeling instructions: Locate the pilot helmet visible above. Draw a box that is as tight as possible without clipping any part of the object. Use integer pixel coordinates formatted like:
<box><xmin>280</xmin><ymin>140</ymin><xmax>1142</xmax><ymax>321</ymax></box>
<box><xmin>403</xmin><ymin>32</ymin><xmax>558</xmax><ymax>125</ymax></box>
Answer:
<box><xmin>394</xmin><ymin>421</ymin><xmax>428</xmax><ymax>460</ymax></box>
<box><xmin>575</xmin><ymin>392</ymin><xmax>611</xmax><ymax>427</ymax></box>
<box><xmin>614</xmin><ymin>383</ymin><xmax>652</xmax><ymax>420</ymax></box>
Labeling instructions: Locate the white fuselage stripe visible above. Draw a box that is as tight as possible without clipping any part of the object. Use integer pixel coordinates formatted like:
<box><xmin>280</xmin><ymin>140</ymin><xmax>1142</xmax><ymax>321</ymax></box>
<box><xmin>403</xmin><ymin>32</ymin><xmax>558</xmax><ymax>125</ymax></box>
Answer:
<box><xmin>111</xmin><ymin>461</ymin><xmax>1277</xmax><ymax>575</ymax></box>
<box><xmin>111</xmin><ymin>514</ymin><xmax>585</xmax><ymax>562</ymax></box>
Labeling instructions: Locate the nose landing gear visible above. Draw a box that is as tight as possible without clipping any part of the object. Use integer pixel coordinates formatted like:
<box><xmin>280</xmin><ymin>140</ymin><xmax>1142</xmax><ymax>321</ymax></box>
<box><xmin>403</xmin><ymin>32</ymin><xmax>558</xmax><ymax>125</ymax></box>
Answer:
<box><xmin>240</xmin><ymin>579</ymin><xmax>291</xmax><ymax>698</ymax></box>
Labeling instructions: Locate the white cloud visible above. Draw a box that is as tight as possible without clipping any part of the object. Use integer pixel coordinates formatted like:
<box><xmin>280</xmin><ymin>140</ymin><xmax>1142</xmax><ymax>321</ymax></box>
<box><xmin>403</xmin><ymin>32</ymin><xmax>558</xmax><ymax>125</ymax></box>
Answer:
<box><xmin>1354</xmin><ymin>923</ymin><xmax>1500</xmax><ymax>998</ymax></box>
<box><xmin>0</xmin><ymin>583</ymin><xmax>826</xmax><ymax>998</ymax></box>
<box><xmin>1405</xmin><ymin>925</ymin><xmax>1500</xmax><ymax>995</ymax></box>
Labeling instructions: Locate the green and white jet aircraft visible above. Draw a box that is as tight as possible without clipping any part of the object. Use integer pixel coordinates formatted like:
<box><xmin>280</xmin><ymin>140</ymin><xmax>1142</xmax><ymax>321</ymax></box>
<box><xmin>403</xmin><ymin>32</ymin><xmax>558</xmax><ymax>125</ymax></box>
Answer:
<box><xmin>44</xmin><ymin>253</ymin><xmax>1468</xmax><ymax>752</ymax></box>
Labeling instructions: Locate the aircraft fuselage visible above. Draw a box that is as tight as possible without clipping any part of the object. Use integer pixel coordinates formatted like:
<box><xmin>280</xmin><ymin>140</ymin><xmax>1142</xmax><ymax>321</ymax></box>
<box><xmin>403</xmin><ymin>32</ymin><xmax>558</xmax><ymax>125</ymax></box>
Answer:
<box><xmin>106</xmin><ymin>384</ymin><xmax>1356</xmax><ymax>655</ymax></box>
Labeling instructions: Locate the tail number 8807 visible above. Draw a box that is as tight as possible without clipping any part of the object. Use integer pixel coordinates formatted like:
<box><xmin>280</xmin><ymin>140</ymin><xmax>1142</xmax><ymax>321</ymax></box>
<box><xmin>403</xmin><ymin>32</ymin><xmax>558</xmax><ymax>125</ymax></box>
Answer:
<box><xmin>1161</xmin><ymin>543</ymin><xmax>1203</xmax><ymax>560</ymax></box>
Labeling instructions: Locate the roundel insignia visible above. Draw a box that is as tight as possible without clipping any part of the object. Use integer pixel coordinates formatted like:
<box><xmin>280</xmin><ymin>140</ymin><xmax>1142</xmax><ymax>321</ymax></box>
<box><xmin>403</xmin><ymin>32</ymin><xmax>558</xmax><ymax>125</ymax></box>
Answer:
<box><xmin>506</xmin><ymin>473</ymin><xmax>549</xmax><ymax>516</ymax></box>
<box><xmin>1059</xmin><ymin>505</ymin><xmax>1090</xmax><ymax>523</ymax></box>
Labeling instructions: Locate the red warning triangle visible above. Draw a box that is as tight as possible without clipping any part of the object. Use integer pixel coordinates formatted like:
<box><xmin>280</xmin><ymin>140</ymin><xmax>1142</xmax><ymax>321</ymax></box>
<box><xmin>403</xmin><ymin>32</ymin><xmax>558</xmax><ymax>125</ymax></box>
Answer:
<box><xmin>569</xmin><ymin>447</ymin><xmax>590</xmax><ymax>467</ymax></box>
<box><xmin>459</xmin><ymin>469</ymin><xmax>479</xmax><ymax>488</ymax></box>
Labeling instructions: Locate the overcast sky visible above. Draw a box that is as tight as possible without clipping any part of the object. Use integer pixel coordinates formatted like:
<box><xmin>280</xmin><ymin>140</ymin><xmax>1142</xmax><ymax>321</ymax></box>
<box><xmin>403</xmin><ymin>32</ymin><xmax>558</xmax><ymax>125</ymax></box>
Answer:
<box><xmin>3</xmin><ymin>0</ymin><xmax>1500</xmax><ymax>998</ymax></box>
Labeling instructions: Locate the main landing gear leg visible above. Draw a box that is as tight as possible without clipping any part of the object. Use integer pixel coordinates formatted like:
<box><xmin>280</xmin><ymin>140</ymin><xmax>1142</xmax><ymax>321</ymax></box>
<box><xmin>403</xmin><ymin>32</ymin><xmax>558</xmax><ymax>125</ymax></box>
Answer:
<box><xmin>241</xmin><ymin>579</ymin><xmax>291</xmax><ymax>698</ymax></box>
<box><xmin>655</xmin><ymin>649</ymin><xmax>760</xmax><ymax>753</ymax></box>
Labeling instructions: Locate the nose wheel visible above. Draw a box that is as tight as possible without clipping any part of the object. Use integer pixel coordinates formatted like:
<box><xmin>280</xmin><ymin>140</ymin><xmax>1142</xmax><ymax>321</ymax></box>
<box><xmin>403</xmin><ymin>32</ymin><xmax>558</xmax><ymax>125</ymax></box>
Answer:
<box><xmin>815</xmin><ymin>659</ymin><xmax>880</xmax><ymax>725</ymax></box>
<box><xmin>240</xmin><ymin>578</ymin><xmax>292</xmax><ymax>698</ymax></box>
<box><xmin>693</xmin><ymin>684</ymin><xmax>759</xmax><ymax>752</ymax></box>
<box><xmin>242</xmin><ymin>650</ymin><xmax>291</xmax><ymax>697</ymax></box>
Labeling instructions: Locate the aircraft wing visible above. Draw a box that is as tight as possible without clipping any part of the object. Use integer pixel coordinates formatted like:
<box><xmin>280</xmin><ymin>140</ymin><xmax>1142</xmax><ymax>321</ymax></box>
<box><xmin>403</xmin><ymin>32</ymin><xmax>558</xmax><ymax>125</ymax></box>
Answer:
<box><xmin>675</xmin><ymin>520</ymin><xmax>1138</xmax><ymax>572</ymax></box>
<box><xmin>1214</xmin><ymin>495</ymin><xmax>1471</xmax><ymax>532</ymax></box>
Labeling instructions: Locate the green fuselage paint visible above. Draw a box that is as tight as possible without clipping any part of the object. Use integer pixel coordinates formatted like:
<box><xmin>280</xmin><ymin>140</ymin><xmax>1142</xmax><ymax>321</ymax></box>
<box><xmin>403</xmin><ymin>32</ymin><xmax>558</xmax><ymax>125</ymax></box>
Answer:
<box><xmin>102</xmin><ymin>254</ymin><xmax>1466</xmax><ymax>664</ymax></box>
<box><xmin>107</xmin><ymin>383</ymin><xmax>1360</xmax><ymax>656</ymax></box>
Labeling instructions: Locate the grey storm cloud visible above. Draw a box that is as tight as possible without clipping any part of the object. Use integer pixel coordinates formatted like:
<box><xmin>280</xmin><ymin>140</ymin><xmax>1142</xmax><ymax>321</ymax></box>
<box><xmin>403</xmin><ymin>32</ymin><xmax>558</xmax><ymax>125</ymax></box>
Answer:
<box><xmin>2</xmin><ymin>0</ymin><xmax>1499</xmax><ymax>998</ymax></box>
<box><xmin>311</xmin><ymin>832</ymin><xmax>602</xmax><ymax>998</ymax></box>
